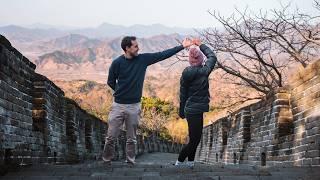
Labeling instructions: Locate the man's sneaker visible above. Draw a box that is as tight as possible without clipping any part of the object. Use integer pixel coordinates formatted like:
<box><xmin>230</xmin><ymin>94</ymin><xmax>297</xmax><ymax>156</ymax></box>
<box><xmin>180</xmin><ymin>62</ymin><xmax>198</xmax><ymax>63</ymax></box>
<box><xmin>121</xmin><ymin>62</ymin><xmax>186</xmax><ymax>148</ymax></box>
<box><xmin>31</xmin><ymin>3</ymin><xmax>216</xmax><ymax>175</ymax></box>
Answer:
<box><xmin>125</xmin><ymin>159</ymin><xmax>135</xmax><ymax>166</ymax></box>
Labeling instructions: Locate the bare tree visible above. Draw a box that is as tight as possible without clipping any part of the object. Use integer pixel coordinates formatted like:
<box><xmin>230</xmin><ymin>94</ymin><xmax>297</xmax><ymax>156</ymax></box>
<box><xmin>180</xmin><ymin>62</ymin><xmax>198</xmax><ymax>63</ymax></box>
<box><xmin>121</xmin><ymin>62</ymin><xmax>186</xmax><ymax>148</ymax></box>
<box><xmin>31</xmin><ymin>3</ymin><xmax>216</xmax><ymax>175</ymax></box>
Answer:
<box><xmin>259</xmin><ymin>4</ymin><xmax>320</xmax><ymax>67</ymax></box>
<box><xmin>315</xmin><ymin>0</ymin><xmax>320</xmax><ymax>11</ymax></box>
<box><xmin>200</xmin><ymin>3</ymin><xmax>319</xmax><ymax>100</ymax></box>
<box><xmin>201</xmin><ymin>9</ymin><xmax>286</xmax><ymax>96</ymax></box>
<box><xmin>251</xmin><ymin>5</ymin><xmax>318</xmax><ymax>63</ymax></box>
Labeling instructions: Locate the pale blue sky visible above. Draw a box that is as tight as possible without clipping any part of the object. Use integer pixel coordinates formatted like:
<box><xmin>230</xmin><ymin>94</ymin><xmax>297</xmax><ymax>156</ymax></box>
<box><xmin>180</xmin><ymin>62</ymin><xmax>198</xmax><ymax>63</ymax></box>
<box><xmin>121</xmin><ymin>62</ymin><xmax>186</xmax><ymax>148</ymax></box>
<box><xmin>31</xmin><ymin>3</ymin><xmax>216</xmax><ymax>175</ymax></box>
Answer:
<box><xmin>0</xmin><ymin>0</ymin><xmax>318</xmax><ymax>28</ymax></box>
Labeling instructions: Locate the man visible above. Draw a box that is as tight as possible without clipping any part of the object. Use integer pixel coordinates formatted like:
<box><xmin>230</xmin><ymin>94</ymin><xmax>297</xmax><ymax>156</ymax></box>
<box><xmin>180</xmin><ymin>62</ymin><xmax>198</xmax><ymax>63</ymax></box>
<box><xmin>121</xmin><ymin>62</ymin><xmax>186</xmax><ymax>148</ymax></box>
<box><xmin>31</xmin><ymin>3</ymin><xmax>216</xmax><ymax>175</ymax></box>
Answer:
<box><xmin>103</xmin><ymin>36</ymin><xmax>193</xmax><ymax>165</ymax></box>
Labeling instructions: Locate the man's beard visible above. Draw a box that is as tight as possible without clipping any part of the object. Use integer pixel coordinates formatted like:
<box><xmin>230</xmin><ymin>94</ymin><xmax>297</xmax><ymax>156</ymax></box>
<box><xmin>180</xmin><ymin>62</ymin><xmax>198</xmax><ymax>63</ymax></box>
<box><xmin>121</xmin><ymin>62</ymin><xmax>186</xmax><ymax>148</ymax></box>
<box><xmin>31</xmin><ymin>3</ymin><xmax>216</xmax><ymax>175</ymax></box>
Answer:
<box><xmin>130</xmin><ymin>51</ymin><xmax>138</xmax><ymax>57</ymax></box>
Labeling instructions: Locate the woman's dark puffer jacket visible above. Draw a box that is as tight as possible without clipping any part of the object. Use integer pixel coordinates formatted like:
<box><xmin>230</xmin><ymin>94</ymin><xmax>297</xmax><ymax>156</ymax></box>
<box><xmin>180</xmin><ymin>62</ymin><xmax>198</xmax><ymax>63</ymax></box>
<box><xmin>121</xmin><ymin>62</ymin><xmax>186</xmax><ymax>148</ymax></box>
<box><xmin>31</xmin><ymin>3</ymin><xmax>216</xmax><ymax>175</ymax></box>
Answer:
<box><xmin>179</xmin><ymin>44</ymin><xmax>217</xmax><ymax>118</ymax></box>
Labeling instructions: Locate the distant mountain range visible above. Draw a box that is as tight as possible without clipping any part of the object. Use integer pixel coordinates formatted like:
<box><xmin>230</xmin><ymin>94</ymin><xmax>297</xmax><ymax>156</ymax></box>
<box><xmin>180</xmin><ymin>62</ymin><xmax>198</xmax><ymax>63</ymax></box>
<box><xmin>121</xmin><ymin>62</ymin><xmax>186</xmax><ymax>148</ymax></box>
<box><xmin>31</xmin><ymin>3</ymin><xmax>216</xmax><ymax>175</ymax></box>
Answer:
<box><xmin>15</xmin><ymin>32</ymin><xmax>186</xmax><ymax>65</ymax></box>
<box><xmin>72</xmin><ymin>23</ymin><xmax>196</xmax><ymax>38</ymax></box>
<box><xmin>0</xmin><ymin>25</ymin><xmax>64</xmax><ymax>42</ymax></box>
<box><xmin>32</xmin><ymin>33</ymin><xmax>187</xmax><ymax>82</ymax></box>
<box><xmin>0</xmin><ymin>23</ymin><xmax>197</xmax><ymax>42</ymax></box>
<box><xmin>0</xmin><ymin>22</ymin><xmax>230</xmax><ymax>110</ymax></box>
<box><xmin>1</xmin><ymin>21</ymin><xmax>307</xmax><ymax>124</ymax></box>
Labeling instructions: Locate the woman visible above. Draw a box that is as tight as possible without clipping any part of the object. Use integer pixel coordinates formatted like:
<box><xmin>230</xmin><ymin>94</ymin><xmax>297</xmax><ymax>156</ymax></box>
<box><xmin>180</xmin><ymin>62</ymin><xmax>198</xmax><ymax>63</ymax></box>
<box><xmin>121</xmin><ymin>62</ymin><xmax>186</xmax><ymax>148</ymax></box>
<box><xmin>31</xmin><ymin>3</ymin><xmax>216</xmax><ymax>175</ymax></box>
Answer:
<box><xmin>175</xmin><ymin>38</ymin><xmax>217</xmax><ymax>168</ymax></box>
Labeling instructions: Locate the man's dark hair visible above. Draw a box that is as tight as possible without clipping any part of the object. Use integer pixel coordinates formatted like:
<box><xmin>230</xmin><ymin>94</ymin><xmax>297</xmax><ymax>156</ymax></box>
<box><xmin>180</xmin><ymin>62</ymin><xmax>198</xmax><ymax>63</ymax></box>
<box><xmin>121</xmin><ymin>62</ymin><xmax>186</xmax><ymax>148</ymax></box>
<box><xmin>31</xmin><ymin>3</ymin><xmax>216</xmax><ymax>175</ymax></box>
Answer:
<box><xmin>121</xmin><ymin>36</ymin><xmax>137</xmax><ymax>51</ymax></box>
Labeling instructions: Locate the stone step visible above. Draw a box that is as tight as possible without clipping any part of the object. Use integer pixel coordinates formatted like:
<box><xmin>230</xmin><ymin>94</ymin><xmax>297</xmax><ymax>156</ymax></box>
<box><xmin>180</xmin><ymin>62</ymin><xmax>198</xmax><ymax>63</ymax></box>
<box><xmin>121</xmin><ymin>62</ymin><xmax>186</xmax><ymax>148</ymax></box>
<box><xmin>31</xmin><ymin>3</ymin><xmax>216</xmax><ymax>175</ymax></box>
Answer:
<box><xmin>2</xmin><ymin>151</ymin><xmax>320</xmax><ymax>180</ymax></box>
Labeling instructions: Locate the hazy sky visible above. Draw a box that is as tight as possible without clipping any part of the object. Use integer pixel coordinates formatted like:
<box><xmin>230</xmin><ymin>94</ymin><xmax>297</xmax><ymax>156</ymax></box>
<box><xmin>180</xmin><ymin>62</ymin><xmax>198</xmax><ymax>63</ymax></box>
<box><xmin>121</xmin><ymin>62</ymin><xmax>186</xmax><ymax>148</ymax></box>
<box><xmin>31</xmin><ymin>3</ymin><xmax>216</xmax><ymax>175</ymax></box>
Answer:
<box><xmin>0</xmin><ymin>0</ymin><xmax>318</xmax><ymax>28</ymax></box>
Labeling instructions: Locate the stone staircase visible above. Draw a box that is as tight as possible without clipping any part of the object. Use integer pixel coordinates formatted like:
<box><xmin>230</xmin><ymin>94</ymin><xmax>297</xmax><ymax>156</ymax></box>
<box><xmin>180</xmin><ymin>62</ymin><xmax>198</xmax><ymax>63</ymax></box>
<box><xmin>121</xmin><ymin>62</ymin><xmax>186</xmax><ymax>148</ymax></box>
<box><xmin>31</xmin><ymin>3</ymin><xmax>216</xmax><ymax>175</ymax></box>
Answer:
<box><xmin>2</xmin><ymin>153</ymin><xmax>320</xmax><ymax>180</ymax></box>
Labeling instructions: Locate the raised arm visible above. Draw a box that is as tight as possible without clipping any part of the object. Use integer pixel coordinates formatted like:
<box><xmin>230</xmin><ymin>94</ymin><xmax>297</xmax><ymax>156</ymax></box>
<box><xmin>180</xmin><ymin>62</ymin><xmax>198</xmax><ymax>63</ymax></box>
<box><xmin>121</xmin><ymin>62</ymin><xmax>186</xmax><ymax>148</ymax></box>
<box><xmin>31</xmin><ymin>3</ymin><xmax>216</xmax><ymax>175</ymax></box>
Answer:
<box><xmin>193</xmin><ymin>38</ymin><xmax>217</xmax><ymax>76</ymax></box>
<box><xmin>143</xmin><ymin>45</ymin><xmax>184</xmax><ymax>66</ymax></box>
<box><xmin>200</xmin><ymin>44</ymin><xmax>217</xmax><ymax>76</ymax></box>
<box><xmin>143</xmin><ymin>38</ymin><xmax>194</xmax><ymax>66</ymax></box>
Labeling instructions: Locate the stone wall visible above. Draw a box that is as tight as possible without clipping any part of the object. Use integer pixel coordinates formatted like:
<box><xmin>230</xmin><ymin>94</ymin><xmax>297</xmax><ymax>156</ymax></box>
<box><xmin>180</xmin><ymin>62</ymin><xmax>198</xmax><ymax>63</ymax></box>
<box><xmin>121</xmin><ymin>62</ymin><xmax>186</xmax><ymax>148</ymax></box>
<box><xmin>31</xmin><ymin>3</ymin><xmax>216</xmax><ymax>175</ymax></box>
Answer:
<box><xmin>0</xmin><ymin>35</ymin><xmax>108</xmax><ymax>167</ymax></box>
<box><xmin>196</xmin><ymin>61</ymin><xmax>320</xmax><ymax>167</ymax></box>
<box><xmin>32</xmin><ymin>73</ymin><xmax>67</xmax><ymax>163</ymax></box>
<box><xmin>290</xmin><ymin>61</ymin><xmax>320</xmax><ymax>166</ymax></box>
<box><xmin>0</xmin><ymin>35</ymin><xmax>182</xmax><ymax>174</ymax></box>
<box><xmin>0</xmin><ymin>35</ymin><xmax>36</xmax><ymax>166</ymax></box>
